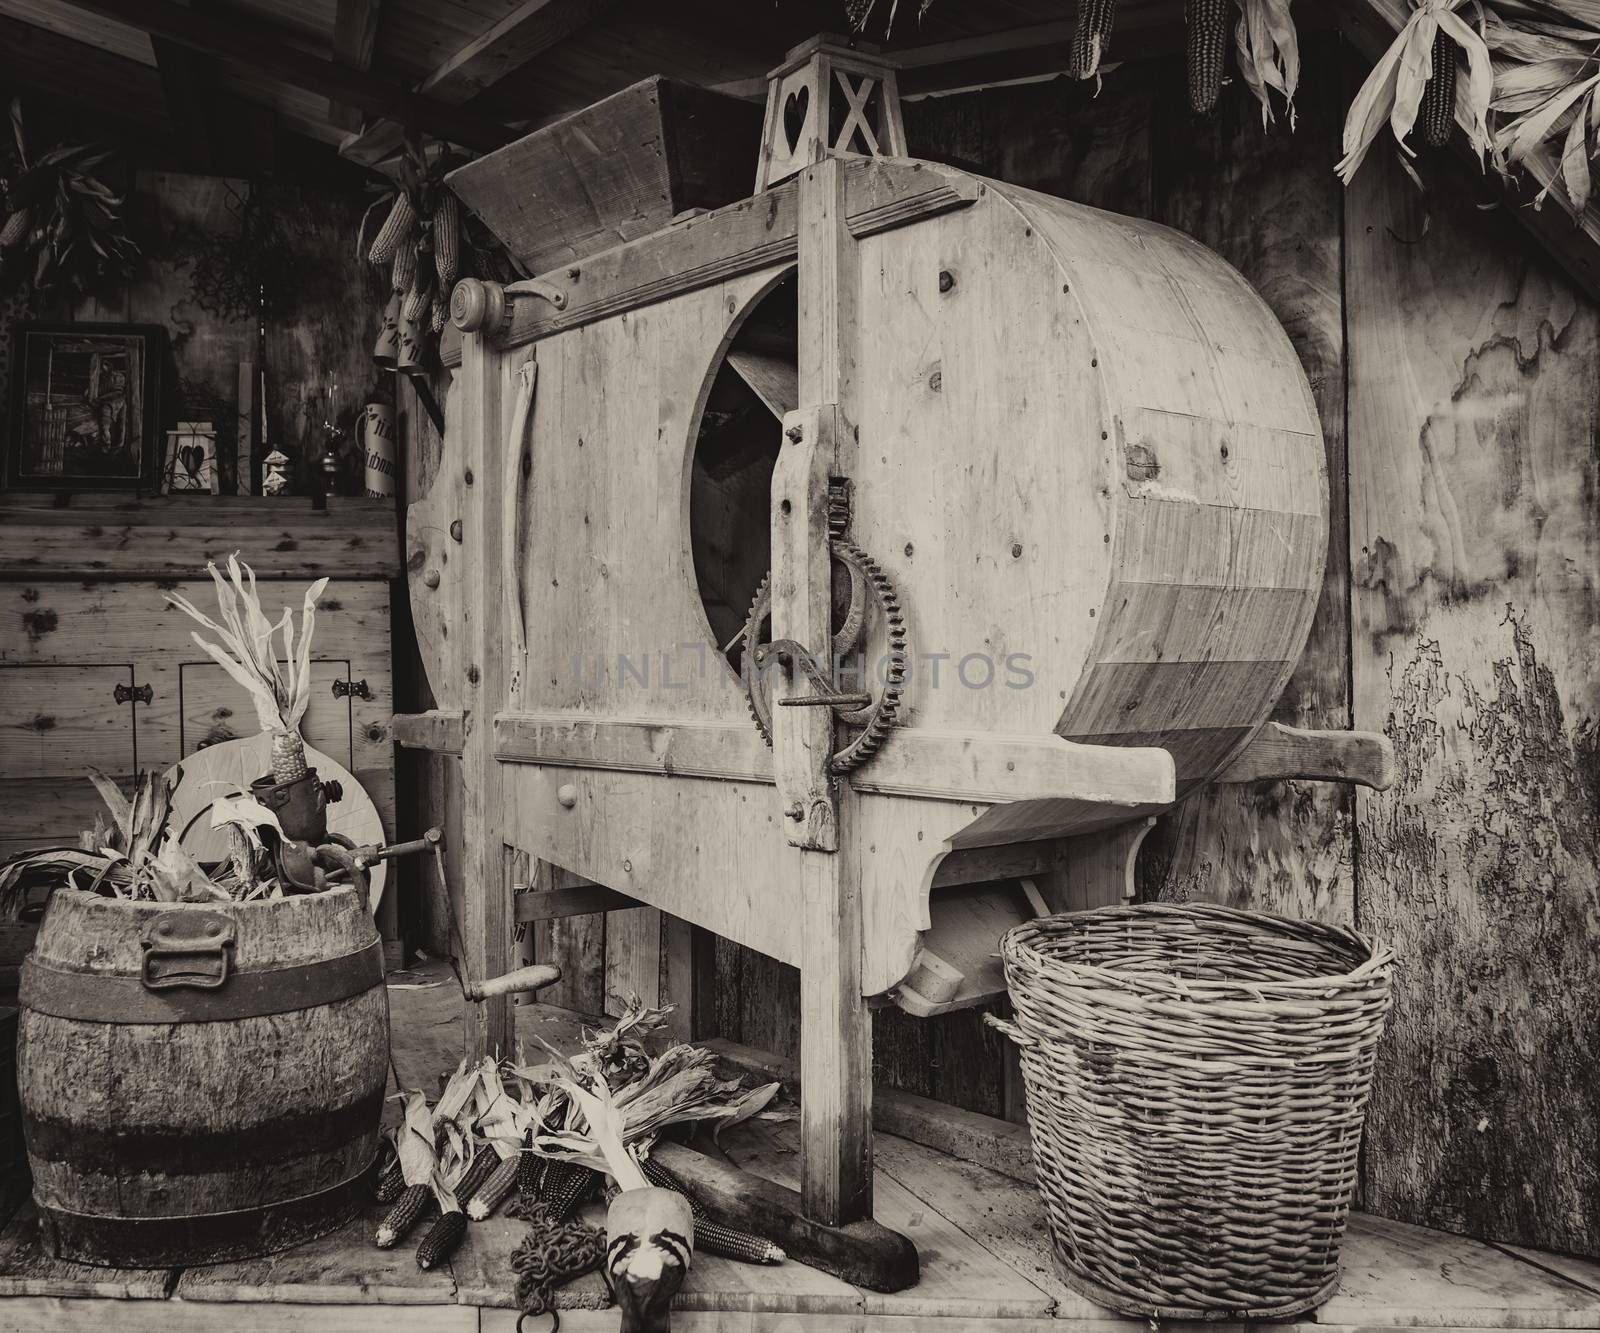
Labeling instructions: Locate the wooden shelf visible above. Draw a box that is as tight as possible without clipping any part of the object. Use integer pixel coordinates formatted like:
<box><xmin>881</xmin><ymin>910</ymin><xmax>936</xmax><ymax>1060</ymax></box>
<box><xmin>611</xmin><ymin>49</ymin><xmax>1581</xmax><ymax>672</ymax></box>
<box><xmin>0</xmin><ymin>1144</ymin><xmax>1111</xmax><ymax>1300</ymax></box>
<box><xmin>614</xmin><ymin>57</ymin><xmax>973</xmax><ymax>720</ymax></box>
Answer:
<box><xmin>0</xmin><ymin>494</ymin><xmax>400</xmax><ymax>580</ymax></box>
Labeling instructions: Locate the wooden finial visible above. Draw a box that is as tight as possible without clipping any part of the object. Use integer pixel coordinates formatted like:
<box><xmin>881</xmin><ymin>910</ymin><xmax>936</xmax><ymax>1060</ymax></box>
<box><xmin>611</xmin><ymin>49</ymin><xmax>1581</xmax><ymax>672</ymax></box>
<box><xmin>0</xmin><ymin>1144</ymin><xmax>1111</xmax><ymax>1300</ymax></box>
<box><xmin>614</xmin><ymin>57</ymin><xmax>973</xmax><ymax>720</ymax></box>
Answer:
<box><xmin>755</xmin><ymin>34</ymin><xmax>908</xmax><ymax>192</ymax></box>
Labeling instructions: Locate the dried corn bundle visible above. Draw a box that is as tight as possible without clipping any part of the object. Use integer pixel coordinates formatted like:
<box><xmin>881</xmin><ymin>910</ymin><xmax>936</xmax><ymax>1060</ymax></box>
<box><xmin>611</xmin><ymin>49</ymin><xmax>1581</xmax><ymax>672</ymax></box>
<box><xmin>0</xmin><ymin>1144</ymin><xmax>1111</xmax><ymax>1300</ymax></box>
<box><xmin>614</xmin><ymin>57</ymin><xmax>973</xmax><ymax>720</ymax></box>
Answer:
<box><xmin>1421</xmin><ymin>28</ymin><xmax>1458</xmax><ymax>147</ymax></box>
<box><xmin>416</xmin><ymin>1208</ymin><xmax>468</xmax><ymax>1270</ymax></box>
<box><xmin>467</xmin><ymin>1153</ymin><xmax>521</xmax><ymax>1220</ymax></box>
<box><xmin>432</xmin><ymin>191</ymin><xmax>460</xmax><ymax>288</ymax></box>
<box><xmin>367</xmin><ymin>190</ymin><xmax>416</xmax><ymax>264</ymax></box>
<box><xmin>1186</xmin><ymin>0</ymin><xmax>1231</xmax><ymax>114</ymax></box>
<box><xmin>1338</xmin><ymin>0</ymin><xmax>1493</xmax><ymax>185</ymax></box>
<box><xmin>1070</xmin><ymin>0</ymin><xmax>1117</xmax><ymax>82</ymax></box>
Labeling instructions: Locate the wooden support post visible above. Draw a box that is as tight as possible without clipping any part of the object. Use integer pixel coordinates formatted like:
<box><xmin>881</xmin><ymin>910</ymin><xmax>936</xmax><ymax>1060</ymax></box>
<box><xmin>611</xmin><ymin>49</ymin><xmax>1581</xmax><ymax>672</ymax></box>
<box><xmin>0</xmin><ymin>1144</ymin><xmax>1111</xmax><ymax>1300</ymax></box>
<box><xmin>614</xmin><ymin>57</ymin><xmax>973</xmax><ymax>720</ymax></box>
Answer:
<box><xmin>786</xmin><ymin>154</ymin><xmax>873</xmax><ymax>1226</ymax></box>
<box><xmin>457</xmin><ymin>332</ymin><xmax>512</xmax><ymax>1061</ymax></box>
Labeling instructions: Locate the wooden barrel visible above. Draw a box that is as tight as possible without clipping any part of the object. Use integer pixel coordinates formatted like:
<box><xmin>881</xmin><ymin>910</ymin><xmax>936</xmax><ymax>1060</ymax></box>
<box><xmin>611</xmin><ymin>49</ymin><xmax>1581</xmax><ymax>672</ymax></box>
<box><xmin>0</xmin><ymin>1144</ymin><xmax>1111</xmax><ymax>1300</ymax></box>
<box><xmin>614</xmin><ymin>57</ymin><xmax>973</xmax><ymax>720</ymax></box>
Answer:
<box><xmin>17</xmin><ymin>886</ymin><xmax>388</xmax><ymax>1267</ymax></box>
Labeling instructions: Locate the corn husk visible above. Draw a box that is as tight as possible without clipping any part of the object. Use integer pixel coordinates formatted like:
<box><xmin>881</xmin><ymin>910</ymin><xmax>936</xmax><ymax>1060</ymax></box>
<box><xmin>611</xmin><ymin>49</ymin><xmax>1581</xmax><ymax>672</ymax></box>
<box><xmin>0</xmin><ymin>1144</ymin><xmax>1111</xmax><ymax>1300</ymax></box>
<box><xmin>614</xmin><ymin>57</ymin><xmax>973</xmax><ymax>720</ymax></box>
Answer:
<box><xmin>1235</xmin><ymin>0</ymin><xmax>1301</xmax><ymax>127</ymax></box>
<box><xmin>1338</xmin><ymin>0</ymin><xmax>1496</xmax><ymax>183</ymax></box>
<box><xmin>1485</xmin><ymin>5</ymin><xmax>1600</xmax><ymax>208</ymax></box>
<box><xmin>165</xmin><ymin>554</ymin><xmax>327</xmax><ymax>736</ymax></box>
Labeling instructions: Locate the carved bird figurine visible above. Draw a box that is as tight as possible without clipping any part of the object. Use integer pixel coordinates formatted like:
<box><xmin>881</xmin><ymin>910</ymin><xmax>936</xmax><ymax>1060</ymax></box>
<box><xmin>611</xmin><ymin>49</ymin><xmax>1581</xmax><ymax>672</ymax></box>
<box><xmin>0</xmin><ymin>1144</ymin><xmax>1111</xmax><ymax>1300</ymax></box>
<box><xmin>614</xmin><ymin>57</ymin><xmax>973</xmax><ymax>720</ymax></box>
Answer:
<box><xmin>546</xmin><ymin>1068</ymin><xmax>696</xmax><ymax>1333</ymax></box>
<box><xmin>604</xmin><ymin>1185</ymin><xmax>695</xmax><ymax>1333</ymax></box>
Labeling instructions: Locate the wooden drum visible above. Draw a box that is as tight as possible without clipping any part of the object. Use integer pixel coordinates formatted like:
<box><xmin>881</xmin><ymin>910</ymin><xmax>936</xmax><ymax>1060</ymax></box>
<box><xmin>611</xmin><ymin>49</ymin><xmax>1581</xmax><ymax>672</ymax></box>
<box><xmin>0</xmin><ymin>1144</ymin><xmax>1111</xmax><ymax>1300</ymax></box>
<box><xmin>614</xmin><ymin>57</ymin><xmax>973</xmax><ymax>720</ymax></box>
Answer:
<box><xmin>17</xmin><ymin>887</ymin><xmax>388</xmax><ymax>1267</ymax></box>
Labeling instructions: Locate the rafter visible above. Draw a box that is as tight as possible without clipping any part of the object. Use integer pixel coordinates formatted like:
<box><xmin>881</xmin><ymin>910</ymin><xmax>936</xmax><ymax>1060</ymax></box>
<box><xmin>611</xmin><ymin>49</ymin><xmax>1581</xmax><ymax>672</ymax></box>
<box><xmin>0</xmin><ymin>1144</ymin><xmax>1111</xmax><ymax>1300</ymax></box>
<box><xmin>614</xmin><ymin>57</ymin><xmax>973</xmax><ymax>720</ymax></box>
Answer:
<box><xmin>330</xmin><ymin>0</ymin><xmax>383</xmax><ymax>132</ymax></box>
<box><xmin>151</xmin><ymin>0</ymin><xmax>217</xmax><ymax>170</ymax></box>
<box><xmin>339</xmin><ymin>0</ymin><xmax>615</xmax><ymax>167</ymax></box>
<box><xmin>1328</xmin><ymin>0</ymin><xmax>1600</xmax><ymax>304</ymax></box>
<box><xmin>55</xmin><ymin>0</ymin><xmax>513</xmax><ymax>151</ymax></box>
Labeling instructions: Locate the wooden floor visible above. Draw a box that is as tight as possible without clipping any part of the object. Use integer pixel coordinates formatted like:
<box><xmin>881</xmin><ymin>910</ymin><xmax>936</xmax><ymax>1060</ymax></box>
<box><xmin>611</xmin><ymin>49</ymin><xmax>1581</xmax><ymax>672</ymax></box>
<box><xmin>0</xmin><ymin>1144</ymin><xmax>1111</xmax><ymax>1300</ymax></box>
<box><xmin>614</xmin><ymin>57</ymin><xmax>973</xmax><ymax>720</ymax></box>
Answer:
<box><xmin>3</xmin><ymin>969</ymin><xmax>1599</xmax><ymax>1332</ymax></box>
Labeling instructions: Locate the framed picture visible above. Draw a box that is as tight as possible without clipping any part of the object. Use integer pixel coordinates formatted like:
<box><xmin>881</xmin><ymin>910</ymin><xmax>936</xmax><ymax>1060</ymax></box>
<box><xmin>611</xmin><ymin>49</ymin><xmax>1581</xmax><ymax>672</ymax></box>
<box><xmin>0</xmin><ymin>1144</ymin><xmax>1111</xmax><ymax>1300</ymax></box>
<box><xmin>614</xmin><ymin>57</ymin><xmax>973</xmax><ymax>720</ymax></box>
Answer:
<box><xmin>5</xmin><ymin>322</ymin><xmax>165</xmax><ymax>492</ymax></box>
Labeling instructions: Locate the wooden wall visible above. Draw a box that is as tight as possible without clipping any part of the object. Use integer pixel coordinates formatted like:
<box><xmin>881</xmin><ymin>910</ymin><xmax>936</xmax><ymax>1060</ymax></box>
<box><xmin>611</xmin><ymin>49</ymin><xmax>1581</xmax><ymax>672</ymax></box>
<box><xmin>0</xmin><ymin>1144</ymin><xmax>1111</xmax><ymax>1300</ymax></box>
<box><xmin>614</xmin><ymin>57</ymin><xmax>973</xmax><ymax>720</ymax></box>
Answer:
<box><xmin>395</xmin><ymin>43</ymin><xmax>1600</xmax><ymax>1257</ymax></box>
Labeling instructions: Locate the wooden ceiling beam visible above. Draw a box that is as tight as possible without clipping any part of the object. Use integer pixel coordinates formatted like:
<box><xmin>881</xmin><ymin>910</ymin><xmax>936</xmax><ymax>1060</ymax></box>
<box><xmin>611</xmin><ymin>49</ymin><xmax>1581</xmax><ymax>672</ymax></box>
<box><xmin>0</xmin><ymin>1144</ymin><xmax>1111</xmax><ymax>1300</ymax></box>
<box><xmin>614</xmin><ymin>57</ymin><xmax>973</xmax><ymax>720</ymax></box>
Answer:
<box><xmin>1329</xmin><ymin>0</ymin><xmax>1600</xmax><ymax>304</ymax></box>
<box><xmin>0</xmin><ymin>11</ymin><xmax>168</xmax><ymax>132</ymax></box>
<box><xmin>150</xmin><ymin>0</ymin><xmax>218</xmax><ymax>170</ymax></box>
<box><xmin>54</xmin><ymin>0</ymin><xmax>514</xmax><ymax>150</ymax></box>
<box><xmin>340</xmin><ymin>0</ymin><xmax>615</xmax><ymax>167</ymax></box>
<box><xmin>330</xmin><ymin>0</ymin><xmax>383</xmax><ymax>132</ymax></box>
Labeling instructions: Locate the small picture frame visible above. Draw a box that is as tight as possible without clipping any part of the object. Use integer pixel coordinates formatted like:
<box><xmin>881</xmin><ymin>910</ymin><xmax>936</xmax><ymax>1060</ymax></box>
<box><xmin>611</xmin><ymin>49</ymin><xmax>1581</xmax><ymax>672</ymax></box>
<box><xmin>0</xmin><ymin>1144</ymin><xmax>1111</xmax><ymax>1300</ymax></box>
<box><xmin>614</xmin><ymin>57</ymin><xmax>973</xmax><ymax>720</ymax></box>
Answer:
<box><xmin>164</xmin><ymin>421</ymin><xmax>219</xmax><ymax>493</ymax></box>
<box><xmin>5</xmin><ymin>321</ymin><xmax>165</xmax><ymax>492</ymax></box>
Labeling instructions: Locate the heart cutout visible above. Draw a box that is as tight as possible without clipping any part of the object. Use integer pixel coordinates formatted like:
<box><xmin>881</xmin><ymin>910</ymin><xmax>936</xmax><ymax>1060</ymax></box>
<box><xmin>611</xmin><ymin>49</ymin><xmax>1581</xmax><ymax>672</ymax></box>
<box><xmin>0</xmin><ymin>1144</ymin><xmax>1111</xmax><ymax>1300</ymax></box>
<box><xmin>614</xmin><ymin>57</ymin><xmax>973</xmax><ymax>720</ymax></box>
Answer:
<box><xmin>782</xmin><ymin>85</ymin><xmax>809</xmax><ymax>154</ymax></box>
<box><xmin>180</xmin><ymin>443</ymin><xmax>204</xmax><ymax>478</ymax></box>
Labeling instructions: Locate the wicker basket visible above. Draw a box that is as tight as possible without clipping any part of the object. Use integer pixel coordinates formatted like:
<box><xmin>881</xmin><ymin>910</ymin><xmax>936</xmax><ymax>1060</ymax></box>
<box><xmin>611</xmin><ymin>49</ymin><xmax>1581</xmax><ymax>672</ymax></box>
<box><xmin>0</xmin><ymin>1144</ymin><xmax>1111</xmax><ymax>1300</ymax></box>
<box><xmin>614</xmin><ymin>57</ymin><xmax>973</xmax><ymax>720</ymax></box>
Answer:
<box><xmin>990</xmin><ymin>902</ymin><xmax>1393</xmax><ymax>1321</ymax></box>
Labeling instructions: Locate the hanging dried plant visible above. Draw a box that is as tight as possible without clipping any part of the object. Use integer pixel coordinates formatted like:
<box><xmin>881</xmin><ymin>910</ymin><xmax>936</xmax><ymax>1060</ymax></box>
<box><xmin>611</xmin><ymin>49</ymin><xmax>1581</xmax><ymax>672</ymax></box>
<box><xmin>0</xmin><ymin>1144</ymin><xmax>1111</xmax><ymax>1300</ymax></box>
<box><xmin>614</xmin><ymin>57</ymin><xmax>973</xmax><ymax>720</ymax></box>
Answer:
<box><xmin>1337</xmin><ymin>0</ymin><xmax>1495</xmax><ymax>185</ymax></box>
<box><xmin>1235</xmin><ymin>0</ymin><xmax>1302</xmax><ymax>127</ymax></box>
<box><xmin>1486</xmin><ymin>6</ymin><xmax>1600</xmax><ymax>208</ymax></box>
<box><xmin>845</xmin><ymin>0</ymin><xmax>936</xmax><ymax>38</ymax></box>
<box><xmin>0</xmin><ymin>98</ymin><xmax>138</xmax><ymax>298</ymax></box>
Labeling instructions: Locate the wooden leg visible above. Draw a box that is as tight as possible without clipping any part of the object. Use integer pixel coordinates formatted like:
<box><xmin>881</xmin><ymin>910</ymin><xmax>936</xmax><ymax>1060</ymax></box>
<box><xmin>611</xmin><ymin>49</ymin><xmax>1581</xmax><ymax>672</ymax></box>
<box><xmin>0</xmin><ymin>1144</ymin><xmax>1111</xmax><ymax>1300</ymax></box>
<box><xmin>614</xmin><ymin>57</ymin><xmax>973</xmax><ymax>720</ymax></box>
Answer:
<box><xmin>799</xmin><ymin>834</ymin><xmax>872</xmax><ymax>1225</ymax></box>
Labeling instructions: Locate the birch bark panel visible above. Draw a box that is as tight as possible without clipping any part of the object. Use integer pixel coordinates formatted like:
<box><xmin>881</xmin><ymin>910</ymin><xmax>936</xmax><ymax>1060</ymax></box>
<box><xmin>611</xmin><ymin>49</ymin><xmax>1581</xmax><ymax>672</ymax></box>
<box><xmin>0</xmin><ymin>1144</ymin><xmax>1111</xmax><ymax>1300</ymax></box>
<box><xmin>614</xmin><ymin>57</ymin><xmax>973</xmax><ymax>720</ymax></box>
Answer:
<box><xmin>1140</xmin><ymin>50</ymin><xmax>1354</xmax><ymax>924</ymax></box>
<box><xmin>1347</xmin><ymin>142</ymin><xmax>1600</xmax><ymax>1256</ymax></box>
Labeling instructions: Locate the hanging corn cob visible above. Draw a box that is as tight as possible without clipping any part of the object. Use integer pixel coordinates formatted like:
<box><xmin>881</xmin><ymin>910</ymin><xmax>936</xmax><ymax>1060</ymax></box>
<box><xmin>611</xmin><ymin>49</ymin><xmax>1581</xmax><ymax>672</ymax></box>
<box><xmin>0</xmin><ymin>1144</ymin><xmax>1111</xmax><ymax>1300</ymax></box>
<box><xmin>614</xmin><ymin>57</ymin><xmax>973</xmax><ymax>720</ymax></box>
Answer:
<box><xmin>391</xmin><ymin>237</ymin><xmax>417</xmax><ymax>297</ymax></box>
<box><xmin>415</xmin><ymin>1208</ymin><xmax>468</xmax><ymax>1270</ymax></box>
<box><xmin>165</xmin><ymin>556</ymin><xmax>327</xmax><ymax>787</ymax></box>
<box><xmin>432</xmin><ymin>191</ymin><xmax>460</xmax><ymax>290</ymax></box>
<box><xmin>1070</xmin><ymin>0</ymin><xmax>1117</xmax><ymax>82</ymax></box>
<box><xmin>402</xmin><ymin>264</ymin><xmax>434</xmax><ymax>323</ymax></box>
<box><xmin>367</xmin><ymin>190</ymin><xmax>417</xmax><ymax>265</ymax></box>
<box><xmin>0</xmin><ymin>207</ymin><xmax>31</xmax><ymax>248</ymax></box>
<box><xmin>1186</xmin><ymin>0</ymin><xmax>1231</xmax><ymax>114</ymax></box>
<box><xmin>1420</xmin><ymin>28</ymin><xmax>1458</xmax><ymax>148</ymax></box>
<box><xmin>430</xmin><ymin>295</ymin><xmax>449</xmax><ymax>335</ymax></box>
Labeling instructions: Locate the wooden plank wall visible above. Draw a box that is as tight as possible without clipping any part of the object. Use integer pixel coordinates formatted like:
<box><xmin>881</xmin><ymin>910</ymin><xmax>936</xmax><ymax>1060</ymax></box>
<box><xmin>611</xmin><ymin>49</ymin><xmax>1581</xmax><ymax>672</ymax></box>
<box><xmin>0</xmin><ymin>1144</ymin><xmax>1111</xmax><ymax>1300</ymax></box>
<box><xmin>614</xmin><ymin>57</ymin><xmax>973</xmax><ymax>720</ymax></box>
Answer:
<box><xmin>394</xmin><ymin>43</ymin><xmax>1600</xmax><ymax>1256</ymax></box>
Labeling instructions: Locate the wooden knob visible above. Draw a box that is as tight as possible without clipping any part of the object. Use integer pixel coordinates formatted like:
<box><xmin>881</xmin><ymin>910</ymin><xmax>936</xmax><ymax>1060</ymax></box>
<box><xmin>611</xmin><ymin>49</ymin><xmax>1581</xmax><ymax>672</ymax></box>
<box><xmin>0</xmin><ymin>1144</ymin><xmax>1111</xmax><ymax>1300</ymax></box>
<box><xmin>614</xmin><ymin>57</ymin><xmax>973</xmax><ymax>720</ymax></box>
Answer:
<box><xmin>450</xmin><ymin>277</ymin><xmax>507</xmax><ymax>334</ymax></box>
<box><xmin>557</xmin><ymin>784</ymin><xmax>577</xmax><ymax>808</ymax></box>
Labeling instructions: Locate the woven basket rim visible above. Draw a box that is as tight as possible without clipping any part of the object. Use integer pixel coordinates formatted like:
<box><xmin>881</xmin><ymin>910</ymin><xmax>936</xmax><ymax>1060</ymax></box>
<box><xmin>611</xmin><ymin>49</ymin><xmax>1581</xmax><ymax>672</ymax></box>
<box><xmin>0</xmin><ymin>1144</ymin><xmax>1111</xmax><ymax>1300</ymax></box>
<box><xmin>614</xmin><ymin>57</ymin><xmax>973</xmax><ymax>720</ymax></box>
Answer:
<box><xmin>1002</xmin><ymin>902</ymin><xmax>1393</xmax><ymax>996</ymax></box>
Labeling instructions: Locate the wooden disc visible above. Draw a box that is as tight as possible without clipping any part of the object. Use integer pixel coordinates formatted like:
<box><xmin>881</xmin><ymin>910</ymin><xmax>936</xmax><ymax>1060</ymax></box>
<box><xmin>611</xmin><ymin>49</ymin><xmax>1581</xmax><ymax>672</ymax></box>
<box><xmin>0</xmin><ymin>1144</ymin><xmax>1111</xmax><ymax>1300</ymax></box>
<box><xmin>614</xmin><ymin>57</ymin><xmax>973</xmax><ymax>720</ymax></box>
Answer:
<box><xmin>164</xmin><ymin>734</ymin><xmax>388</xmax><ymax>912</ymax></box>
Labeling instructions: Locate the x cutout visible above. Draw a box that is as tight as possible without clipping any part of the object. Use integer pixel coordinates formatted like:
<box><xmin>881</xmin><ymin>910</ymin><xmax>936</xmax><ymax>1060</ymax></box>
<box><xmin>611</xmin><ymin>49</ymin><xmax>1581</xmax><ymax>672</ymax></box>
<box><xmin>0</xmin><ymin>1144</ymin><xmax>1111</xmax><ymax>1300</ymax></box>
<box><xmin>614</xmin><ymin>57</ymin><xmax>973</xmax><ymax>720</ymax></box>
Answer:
<box><xmin>832</xmin><ymin>70</ymin><xmax>881</xmax><ymax>156</ymax></box>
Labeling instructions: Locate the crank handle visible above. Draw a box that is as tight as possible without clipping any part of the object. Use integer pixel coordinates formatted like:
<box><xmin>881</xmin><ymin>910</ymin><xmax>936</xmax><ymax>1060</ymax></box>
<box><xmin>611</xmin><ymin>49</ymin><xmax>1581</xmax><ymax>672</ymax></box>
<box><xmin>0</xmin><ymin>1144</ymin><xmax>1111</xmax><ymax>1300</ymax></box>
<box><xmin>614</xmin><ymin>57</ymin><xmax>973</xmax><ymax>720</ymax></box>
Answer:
<box><xmin>464</xmin><ymin>963</ymin><xmax>562</xmax><ymax>1002</ymax></box>
<box><xmin>354</xmin><ymin>827</ymin><xmax>442</xmax><ymax>870</ymax></box>
<box><xmin>780</xmin><ymin>693</ymin><xmax>871</xmax><ymax>708</ymax></box>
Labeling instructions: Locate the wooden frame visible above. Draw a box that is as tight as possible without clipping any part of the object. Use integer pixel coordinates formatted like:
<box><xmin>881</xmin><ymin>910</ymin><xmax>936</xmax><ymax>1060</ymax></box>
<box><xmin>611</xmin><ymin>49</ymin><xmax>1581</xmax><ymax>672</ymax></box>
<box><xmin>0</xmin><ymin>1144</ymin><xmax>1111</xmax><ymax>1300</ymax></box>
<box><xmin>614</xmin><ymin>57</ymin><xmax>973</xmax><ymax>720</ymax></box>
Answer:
<box><xmin>5</xmin><ymin>323</ymin><xmax>165</xmax><ymax>494</ymax></box>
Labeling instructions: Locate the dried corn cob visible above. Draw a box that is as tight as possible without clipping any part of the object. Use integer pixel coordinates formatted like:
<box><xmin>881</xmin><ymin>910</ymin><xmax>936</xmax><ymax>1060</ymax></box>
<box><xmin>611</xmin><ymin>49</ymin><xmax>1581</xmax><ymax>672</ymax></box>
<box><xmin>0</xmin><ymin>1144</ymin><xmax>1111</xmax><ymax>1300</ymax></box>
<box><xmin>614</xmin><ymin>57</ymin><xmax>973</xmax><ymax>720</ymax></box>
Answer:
<box><xmin>517</xmin><ymin>1135</ymin><xmax>546</xmax><ymax>1204</ymax></box>
<box><xmin>368</xmin><ymin>190</ymin><xmax>417</xmax><ymax>265</ymax></box>
<box><xmin>376</xmin><ymin>1184</ymin><xmax>432</xmax><ymax>1248</ymax></box>
<box><xmin>454</xmin><ymin>1148</ymin><xmax>500</xmax><ymax>1207</ymax></box>
<box><xmin>539</xmin><ymin>1160</ymin><xmax>596</xmax><ymax>1222</ymax></box>
<box><xmin>0</xmin><ymin>207</ymin><xmax>31</xmax><ymax>248</ymax></box>
<box><xmin>639</xmin><ymin>1159</ymin><xmax>785</xmax><ymax>1264</ymax></box>
<box><xmin>416</xmin><ymin>1208</ymin><xmax>468</xmax><ymax>1270</ymax></box>
<box><xmin>430</xmin><ymin>295</ymin><xmax>449</xmax><ymax>335</ymax></box>
<box><xmin>1070</xmin><ymin>0</ymin><xmax>1117</xmax><ymax>81</ymax></box>
<box><xmin>1185</xmin><ymin>0</ymin><xmax>1230</xmax><ymax>114</ymax></box>
<box><xmin>1420</xmin><ymin>28</ymin><xmax>1457</xmax><ymax>149</ymax></box>
<box><xmin>402</xmin><ymin>268</ymin><xmax>433</xmax><ymax>323</ymax></box>
<box><xmin>391</xmin><ymin>238</ymin><xmax>417</xmax><ymax>296</ymax></box>
<box><xmin>467</xmin><ymin>1154</ymin><xmax>520</xmax><ymax>1221</ymax></box>
<box><xmin>375</xmin><ymin>1156</ymin><xmax>406</xmax><ymax>1205</ymax></box>
<box><xmin>269</xmin><ymin>728</ymin><xmax>308</xmax><ymax>784</ymax></box>
<box><xmin>432</xmin><ymin>191</ymin><xmax>460</xmax><ymax>288</ymax></box>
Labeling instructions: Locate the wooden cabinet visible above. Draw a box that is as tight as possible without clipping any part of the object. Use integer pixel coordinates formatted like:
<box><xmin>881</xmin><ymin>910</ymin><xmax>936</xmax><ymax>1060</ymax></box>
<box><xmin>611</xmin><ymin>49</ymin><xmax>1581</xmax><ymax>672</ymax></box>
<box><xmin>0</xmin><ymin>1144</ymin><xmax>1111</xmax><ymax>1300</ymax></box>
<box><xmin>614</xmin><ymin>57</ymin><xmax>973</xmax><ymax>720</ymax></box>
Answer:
<box><xmin>0</xmin><ymin>496</ymin><xmax>400</xmax><ymax>869</ymax></box>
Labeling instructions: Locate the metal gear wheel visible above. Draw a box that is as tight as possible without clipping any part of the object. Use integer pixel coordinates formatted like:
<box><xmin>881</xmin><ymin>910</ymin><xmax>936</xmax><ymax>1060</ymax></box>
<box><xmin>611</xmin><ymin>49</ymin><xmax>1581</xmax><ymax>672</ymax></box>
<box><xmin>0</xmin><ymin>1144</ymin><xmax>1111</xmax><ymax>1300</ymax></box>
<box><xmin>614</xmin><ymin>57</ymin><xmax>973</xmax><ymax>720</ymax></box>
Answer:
<box><xmin>740</xmin><ymin>538</ymin><xmax>907</xmax><ymax>775</ymax></box>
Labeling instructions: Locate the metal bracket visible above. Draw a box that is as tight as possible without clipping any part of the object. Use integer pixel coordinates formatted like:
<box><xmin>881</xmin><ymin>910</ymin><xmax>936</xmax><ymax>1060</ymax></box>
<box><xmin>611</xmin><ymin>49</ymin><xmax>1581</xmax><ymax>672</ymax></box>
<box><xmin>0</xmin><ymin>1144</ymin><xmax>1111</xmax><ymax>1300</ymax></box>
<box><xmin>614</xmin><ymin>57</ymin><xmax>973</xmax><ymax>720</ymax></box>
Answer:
<box><xmin>141</xmin><ymin>911</ymin><xmax>235</xmax><ymax>991</ymax></box>
<box><xmin>114</xmin><ymin>682</ymin><xmax>153</xmax><ymax>705</ymax></box>
<box><xmin>332</xmin><ymin>678</ymin><xmax>370</xmax><ymax>701</ymax></box>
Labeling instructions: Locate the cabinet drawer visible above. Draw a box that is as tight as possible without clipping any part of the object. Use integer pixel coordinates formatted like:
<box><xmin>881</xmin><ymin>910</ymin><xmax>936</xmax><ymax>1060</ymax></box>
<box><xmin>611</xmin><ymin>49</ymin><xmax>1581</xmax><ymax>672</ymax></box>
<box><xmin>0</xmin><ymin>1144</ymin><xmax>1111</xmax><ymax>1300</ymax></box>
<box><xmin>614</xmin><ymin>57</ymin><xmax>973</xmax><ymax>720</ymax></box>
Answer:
<box><xmin>179</xmin><ymin>659</ymin><xmax>354</xmax><ymax>769</ymax></box>
<box><xmin>0</xmin><ymin>665</ymin><xmax>137</xmax><ymax>779</ymax></box>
